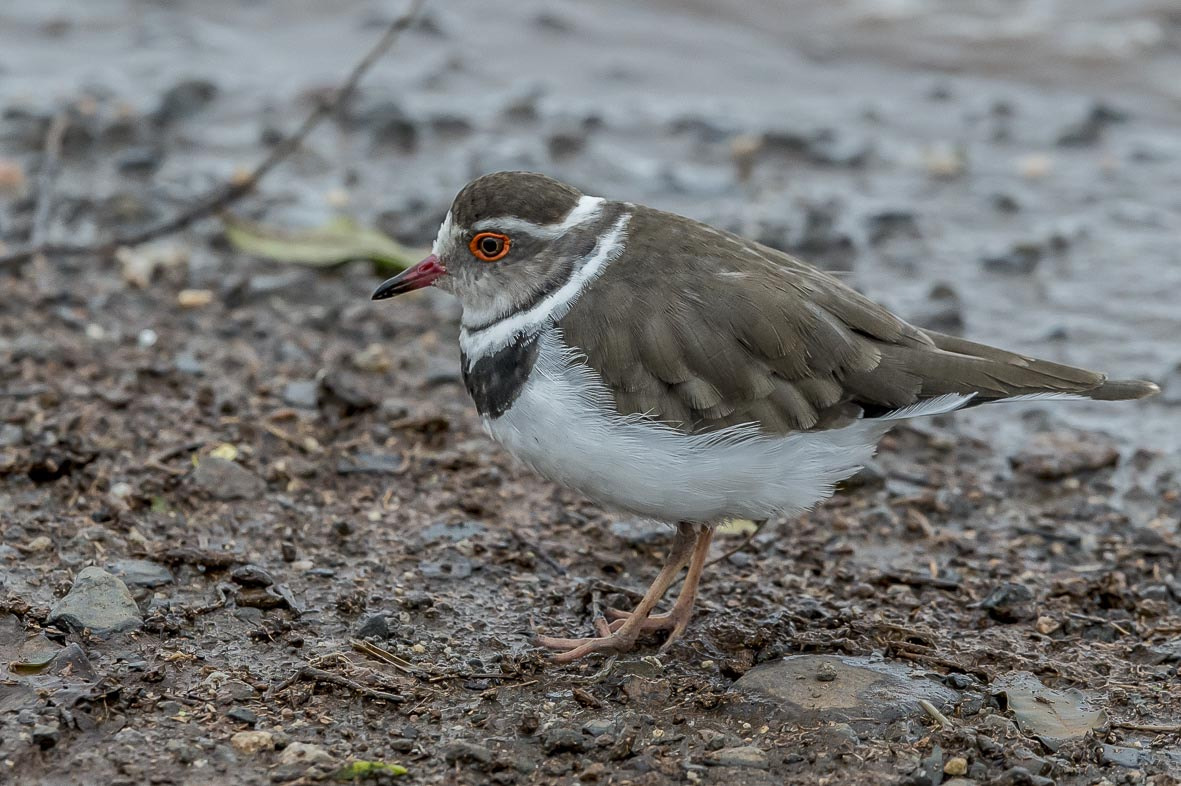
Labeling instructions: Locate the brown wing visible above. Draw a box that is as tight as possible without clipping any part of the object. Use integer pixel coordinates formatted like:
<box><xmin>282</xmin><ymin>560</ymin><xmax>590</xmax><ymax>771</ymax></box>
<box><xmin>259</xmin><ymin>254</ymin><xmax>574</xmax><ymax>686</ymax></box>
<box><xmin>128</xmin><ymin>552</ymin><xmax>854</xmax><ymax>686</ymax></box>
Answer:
<box><xmin>557</xmin><ymin>205</ymin><xmax>1154</xmax><ymax>435</ymax></box>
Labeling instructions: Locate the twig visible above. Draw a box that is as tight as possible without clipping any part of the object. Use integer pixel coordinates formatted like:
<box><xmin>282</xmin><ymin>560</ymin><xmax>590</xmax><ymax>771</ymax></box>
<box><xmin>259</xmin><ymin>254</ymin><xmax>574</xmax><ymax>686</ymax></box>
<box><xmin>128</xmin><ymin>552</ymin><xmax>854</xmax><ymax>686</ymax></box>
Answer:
<box><xmin>1110</xmin><ymin>721</ymin><xmax>1181</xmax><ymax>733</ymax></box>
<box><xmin>31</xmin><ymin>113</ymin><xmax>69</xmax><ymax>251</ymax></box>
<box><xmin>349</xmin><ymin>638</ymin><xmax>419</xmax><ymax>675</ymax></box>
<box><xmin>270</xmin><ymin>665</ymin><xmax>404</xmax><ymax>703</ymax></box>
<box><xmin>705</xmin><ymin>519</ymin><xmax>767</xmax><ymax>569</ymax></box>
<box><xmin>0</xmin><ymin>0</ymin><xmax>425</xmax><ymax>270</ymax></box>
<box><xmin>919</xmin><ymin>699</ymin><xmax>952</xmax><ymax>728</ymax></box>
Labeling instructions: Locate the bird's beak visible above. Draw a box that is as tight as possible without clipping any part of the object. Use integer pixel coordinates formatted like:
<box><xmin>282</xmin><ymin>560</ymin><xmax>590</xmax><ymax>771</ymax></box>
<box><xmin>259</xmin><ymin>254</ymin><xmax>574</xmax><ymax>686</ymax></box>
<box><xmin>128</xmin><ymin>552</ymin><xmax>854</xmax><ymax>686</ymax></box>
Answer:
<box><xmin>371</xmin><ymin>254</ymin><xmax>447</xmax><ymax>300</ymax></box>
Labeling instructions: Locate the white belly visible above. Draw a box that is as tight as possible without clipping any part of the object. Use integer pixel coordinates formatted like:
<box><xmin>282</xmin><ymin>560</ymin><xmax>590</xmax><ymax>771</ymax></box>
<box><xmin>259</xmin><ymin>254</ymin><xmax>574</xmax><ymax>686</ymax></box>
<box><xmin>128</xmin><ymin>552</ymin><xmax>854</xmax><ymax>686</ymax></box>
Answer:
<box><xmin>484</xmin><ymin>328</ymin><xmax>968</xmax><ymax>522</ymax></box>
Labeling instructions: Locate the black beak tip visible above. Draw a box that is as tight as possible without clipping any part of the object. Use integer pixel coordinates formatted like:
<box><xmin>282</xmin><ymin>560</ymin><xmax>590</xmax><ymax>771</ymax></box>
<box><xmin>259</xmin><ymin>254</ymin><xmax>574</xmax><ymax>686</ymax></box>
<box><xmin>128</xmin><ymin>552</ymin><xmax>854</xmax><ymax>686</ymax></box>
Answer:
<box><xmin>371</xmin><ymin>279</ymin><xmax>399</xmax><ymax>301</ymax></box>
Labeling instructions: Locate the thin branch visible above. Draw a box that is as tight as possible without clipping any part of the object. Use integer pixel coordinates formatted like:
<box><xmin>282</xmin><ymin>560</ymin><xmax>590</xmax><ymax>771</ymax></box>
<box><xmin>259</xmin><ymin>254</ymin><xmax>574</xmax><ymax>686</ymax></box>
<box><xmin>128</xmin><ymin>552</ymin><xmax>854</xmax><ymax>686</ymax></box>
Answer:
<box><xmin>31</xmin><ymin>113</ymin><xmax>69</xmax><ymax>252</ymax></box>
<box><xmin>0</xmin><ymin>0</ymin><xmax>425</xmax><ymax>270</ymax></box>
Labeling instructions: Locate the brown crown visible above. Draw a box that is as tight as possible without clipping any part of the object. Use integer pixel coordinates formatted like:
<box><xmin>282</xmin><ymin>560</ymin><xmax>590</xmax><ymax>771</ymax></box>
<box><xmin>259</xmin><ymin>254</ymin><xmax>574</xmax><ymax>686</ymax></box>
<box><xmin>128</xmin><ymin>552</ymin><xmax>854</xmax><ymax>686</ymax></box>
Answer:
<box><xmin>451</xmin><ymin>171</ymin><xmax>583</xmax><ymax>228</ymax></box>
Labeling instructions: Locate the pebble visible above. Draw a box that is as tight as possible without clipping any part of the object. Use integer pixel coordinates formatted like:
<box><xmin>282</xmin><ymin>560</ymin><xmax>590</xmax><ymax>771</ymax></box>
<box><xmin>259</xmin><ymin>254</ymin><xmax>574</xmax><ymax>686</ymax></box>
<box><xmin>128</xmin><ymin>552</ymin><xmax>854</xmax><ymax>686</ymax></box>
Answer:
<box><xmin>32</xmin><ymin>723</ymin><xmax>60</xmax><ymax>749</ymax></box>
<box><xmin>277</xmin><ymin>741</ymin><xmax>333</xmax><ymax>767</ymax></box>
<box><xmin>981</xmin><ymin>242</ymin><xmax>1042</xmax><ymax>275</ymax></box>
<box><xmin>153</xmin><ymin>78</ymin><xmax>219</xmax><ymax>125</ymax></box>
<box><xmin>1010</xmin><ymin>433</ymin><xmax>1119</xmax><ymax>480</ymax></box>
<box><xmin>356</xmin><ymin>613</ymin><xmax>391</xmax><ymax>639</ymax></box>
<box><xmin>442</xmin><ymin>740</ymin><xmax>493</xmax><ymax>765</ymax></box>
<box><xmin>705</xmin><ymin>745</ymin><xmax>769</xmax><ymax>768</ymax></box>
<box><xmin>47</xmin><ymin>566</ymin><xmax>142</xmax><ymax>635</ymax></box>
<box><xmin>281</xmin><ymin>380</ymin><xmax>318</xmax><ymax>409</ymax></box>
<box><xmin>944</xmin><ymin>756</ymin><xmax>969</xmax><ymax>775</ymax></box>
<box><xmin>191</xmin><ymin>457</ymin><xmax>265</xmax><ymax>500</ymax></box>
<box><xmin>0</xmin><ymin>423</ymin><xmax>24</xmax><ymax>447</ymax></box>
<box><xmin>230</xmin><ymin>730</ymin><xmax>274</xmax><ymax>754</ymax></box>
<box><xmin>541</xmin><ymin>727</ymin><xmax>587</xmax><ymax>754</ymax></box>
<box><xmin>979</xmin><ymin>582</ymin><xmax>1037</xmax><ymax>623</ymax></box>
<box><xmin>226</xmin><ymin>707</ymin><xmax>258</xmax><ymax>725</ymax></box>
<box><xmin>107</xmin><ymin>559</ymin><xmax>173</xmax><ymax>588</ymax></box>
<box><xmin>732</xmin><ymin>655</ymin><xmax>958</xmax><ymax>725</ymax></box>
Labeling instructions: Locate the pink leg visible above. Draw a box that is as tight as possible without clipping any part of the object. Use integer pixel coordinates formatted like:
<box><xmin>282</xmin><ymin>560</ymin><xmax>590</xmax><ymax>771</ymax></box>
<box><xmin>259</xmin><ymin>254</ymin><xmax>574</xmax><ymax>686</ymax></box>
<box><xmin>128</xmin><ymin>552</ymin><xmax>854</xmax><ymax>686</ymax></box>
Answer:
<box><xmin>603</xmin><ymin>525</ymin><xmax>714</xmax><ymax>651</ymax></box>
<box><xmin>536</xmin><ymin>523</ymin><xmax>700</xmax><ymax>663</ymax></box>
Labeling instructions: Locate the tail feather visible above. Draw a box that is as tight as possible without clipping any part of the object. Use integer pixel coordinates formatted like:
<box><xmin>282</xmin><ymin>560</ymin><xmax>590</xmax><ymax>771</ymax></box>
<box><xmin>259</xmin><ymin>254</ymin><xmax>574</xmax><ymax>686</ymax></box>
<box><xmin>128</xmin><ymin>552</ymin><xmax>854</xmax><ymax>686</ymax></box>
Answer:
<box><xmin>918</xmin><ymin>329</ymin><xmax>1159</xmax><ymax>404</ymax></box>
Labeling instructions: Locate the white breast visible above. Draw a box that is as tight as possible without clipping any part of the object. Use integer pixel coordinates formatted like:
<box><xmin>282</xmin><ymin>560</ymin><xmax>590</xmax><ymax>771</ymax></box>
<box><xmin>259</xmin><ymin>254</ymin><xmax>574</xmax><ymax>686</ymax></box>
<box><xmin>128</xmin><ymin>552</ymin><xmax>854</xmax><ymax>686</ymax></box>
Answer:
<box><xmin>484</xmin><ymin>328</ymin><xmax>971</xmax><ymax>523</ymax></box>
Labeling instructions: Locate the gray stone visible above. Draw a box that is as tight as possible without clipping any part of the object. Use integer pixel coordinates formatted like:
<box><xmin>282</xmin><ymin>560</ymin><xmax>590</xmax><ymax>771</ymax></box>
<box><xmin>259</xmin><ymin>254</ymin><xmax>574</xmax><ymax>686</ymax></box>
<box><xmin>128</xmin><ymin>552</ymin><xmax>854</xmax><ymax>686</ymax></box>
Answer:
<box><xmin>47</xmin><ymin>567</ymin><xmax>142</xmax><ymax>635</ymax></box>
<box><xmin>281</xmin><ymin>380</ymin><xmax>319</xmax><ymax>409</ymax></box>
<box><xmin>443</xmin><ymin>740</ymin><xmax>493</xmax><ymax>764</ymax></box>
<box><xmin>32</xmin><ymin>723</ymin><xmax>60</xmax><ymax>749</ymax></box>
<box><xmin>706</xmin><ymin>745</ymin><xmax>769</xmax><ymax>768</ymax></box>
<box><xmin>732</xmin><ymin>655</ymin><xmax>958</xmax><ymax>725</ymax></box>
<box><xmin>541</xmin><ymin>727</ymin><xmax>587</xmax><ymax>754</ymax></box>
<box><xmin>0</xmin><ymin>423</ymin><xmax>23</xmax><ymax>447</ymax></box>
<box><xmin>191</xmin><ymin>457</ymin><xmax>265</xmax><ymax>500</ymax></box>
<box><xmin>107</xmin><ymin>559</ymin><xmax>173</xmax><ymax>588</ymax></box>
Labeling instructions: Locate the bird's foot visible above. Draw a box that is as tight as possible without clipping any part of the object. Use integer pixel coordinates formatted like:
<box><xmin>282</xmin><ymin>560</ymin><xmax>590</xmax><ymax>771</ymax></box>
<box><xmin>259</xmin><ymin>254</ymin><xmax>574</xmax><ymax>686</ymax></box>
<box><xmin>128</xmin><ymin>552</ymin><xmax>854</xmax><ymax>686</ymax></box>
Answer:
<box><xmin>604</xmin><ymin>605</ymin><xmax>694</xmax><ymax>650</ymax></box>
<box><xmin>535</xmin><ymin>616</ymin><xmax>644</xmax><ymax>663</ymax></box>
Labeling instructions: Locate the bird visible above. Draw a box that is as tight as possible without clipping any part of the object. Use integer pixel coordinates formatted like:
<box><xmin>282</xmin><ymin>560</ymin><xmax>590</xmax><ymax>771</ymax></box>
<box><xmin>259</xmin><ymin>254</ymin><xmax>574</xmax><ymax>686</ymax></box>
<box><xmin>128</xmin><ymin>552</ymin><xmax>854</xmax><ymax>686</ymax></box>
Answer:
<box><xmin>372</xmin><ymin>171</ymin><xmax>1159</xmax><ymax>663</ymax></box>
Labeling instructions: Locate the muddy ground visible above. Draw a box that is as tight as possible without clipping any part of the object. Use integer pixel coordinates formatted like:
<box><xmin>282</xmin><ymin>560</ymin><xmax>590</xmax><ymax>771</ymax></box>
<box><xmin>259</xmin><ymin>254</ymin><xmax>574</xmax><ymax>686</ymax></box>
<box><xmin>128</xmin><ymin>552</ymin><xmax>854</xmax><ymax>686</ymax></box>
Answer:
<box><xmin>1</xmin><ymin>1</ymin><xmax>1180</xmax><ymax>784</ymax></box>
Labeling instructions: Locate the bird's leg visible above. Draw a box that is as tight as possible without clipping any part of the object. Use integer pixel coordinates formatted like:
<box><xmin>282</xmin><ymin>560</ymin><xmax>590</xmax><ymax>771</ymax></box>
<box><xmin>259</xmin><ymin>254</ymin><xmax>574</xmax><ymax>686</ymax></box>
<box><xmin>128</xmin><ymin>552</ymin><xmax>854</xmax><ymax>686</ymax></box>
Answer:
<box><xmin>535</xmin><ymin>522</ymin><xmax>698</xmax><ymax>663</ymax></box>
<box><xmin>604</xmin><ymin>525</ymin><xmax>714</xmax><ymax>651</ymax></box>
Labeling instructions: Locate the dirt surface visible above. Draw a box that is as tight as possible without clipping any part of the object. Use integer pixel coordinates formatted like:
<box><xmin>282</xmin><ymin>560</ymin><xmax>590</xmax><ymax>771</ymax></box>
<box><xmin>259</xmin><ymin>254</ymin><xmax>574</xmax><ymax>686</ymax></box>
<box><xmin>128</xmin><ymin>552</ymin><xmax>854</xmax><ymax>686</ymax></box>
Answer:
<box><xmin>1</xmin><ymin>1</ymin><xmax>1180</xmax><ymax>784</ymax></box>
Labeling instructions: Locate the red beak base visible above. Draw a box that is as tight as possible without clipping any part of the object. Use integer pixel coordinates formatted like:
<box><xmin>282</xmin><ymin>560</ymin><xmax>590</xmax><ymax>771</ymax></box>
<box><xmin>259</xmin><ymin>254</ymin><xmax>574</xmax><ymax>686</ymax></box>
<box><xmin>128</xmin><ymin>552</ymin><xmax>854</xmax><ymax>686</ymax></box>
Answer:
<box><xmin>371</xmin><ymin>254</ymin><xmax>446</xmax><ymax>300</ymax></box>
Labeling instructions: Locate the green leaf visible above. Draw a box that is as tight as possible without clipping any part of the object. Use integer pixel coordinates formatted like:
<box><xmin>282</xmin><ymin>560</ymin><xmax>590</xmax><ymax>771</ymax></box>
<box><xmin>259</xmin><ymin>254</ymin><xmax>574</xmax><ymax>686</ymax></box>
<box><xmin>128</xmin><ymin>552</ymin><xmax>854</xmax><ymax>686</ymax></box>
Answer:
<box><xmin>334</xmin><ymin>760</ymin><xmax>409</xmax><ymax>780</ymax></box>
<box><xmin>223</xmin><ymin>215</ymin><xmax>422</xmax><ymax>276</ymax></box>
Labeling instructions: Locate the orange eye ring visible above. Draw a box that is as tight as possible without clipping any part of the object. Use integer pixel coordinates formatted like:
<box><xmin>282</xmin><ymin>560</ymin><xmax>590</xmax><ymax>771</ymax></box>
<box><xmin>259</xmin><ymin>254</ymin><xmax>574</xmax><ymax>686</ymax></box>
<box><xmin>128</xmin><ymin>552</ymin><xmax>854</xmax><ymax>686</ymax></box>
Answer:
<box><xmin>469</xmin><ymin>232</ymin><xmax>511</xmax><ymax>262</ymax></box>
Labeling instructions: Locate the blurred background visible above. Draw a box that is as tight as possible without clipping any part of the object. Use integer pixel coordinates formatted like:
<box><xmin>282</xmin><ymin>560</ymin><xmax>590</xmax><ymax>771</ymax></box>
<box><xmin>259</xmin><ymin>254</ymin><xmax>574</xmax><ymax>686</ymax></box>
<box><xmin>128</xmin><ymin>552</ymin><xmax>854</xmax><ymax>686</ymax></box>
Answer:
<box><xmin>1</xmin><ymin>2</ymin><xmax>1179</xmax><ymax>784</ymax></box>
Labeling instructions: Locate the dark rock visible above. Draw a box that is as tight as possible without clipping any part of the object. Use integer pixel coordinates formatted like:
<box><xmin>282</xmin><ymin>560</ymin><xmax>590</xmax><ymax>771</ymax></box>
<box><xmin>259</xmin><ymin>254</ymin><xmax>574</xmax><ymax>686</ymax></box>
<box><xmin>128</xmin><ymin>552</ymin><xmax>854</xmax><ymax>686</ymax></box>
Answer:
<box><xmin>903</xmin><ymin>744</ymin><xmax>943</xmax><ymax>786</ymax></box>
<box><xmin>542</xmin><ymin>727</ymin><xmax>588</xmax><ymax>754</ymax></box>
<box><xmin>115</xmin><ymin>146</ymin><xmax>162</xmax><ymax>175</ymax></box>
<box><xmin>979</xmin><ymin>582</ymin><xmax>1036</xmax><ymax>623</ymax></box>
<box><xmin>32</xmin><ymin>723</ymin><xmax>60</xmax><ymax>749</ymax></box>
<box><xmin>226</xmin><ymin>707</ymin><xmax>258</xmax><ymax>725</ymax></box>
<box><xmin>357</xmin><ymin>613</ymin><xmax>391</xmax><ymax>639</ymax></box>
<box><xmin>107</xmin><ymin>559</ymin><xmax>173</xmax><ymax>588</ymax></box>
<box><xmin>981</xmin><ymin>242</ymin><xmax>1042</xmax><ymax>274</ymax></box>
<box><xmin>47</xmin><ymin>567</ymin><xmax>142</xmax><ymax>635</ymax></box>
<box><xmin>364</xmin><ymin>101</ymin><xmax>418</xmax><ymax>152</ymax></box>
<box><xmin>983</xmin><ymin>766</ymin><xmax>1054</xmax><ymax>786</ymax></box>
<box><xmin>911</xmin><ymin>283</ymin><xmax>965</xmax><ymax>335</ymax></box>
<box><xmin>1056</xmin><ymin>102</ymin><xmax>1128</xmax><ymax>147</ymax></box>
<box><xmin>420</xmin><ymin>551</ymin><xmax>473</xmax><ymax>580</ymax></box>
<box><xmin>865</xmin><ymin>209</ymin><xmax>920</xmax><ymax>245</ymax></box>
<box><xmin>610</xmin><ymin>519</ymin><xmax>666</xmax><ymax>546</ymax></box>
<box><xmin>317</xmin><ymin>371</ymin><xmax>379</xmax><ymax>415</ymax></box>
<box><xmin>191</xmin><ymin>457</ymin><xmax>265</xmax><ymax>500</ymax></box>
<box><xmin>154</xmin><ymin>79</ymin><xmax>219</xmax><ymax>126</ymax></box>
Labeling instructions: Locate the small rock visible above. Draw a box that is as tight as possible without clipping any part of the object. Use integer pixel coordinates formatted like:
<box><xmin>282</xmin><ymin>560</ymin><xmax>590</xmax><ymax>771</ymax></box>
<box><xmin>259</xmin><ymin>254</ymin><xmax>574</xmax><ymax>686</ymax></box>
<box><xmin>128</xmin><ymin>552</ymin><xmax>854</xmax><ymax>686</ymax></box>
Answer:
<box><xmin>47</xmin><ymin>567</ymin><xmax>142</xmax><ymax>635</ymax></box>
<box><xmin>357</xmin><ymin>613</ymin><xmax>391</xmax><ymax>639</ymax></box>
<box><xmin>230</xmin><ymin>730</ymin><xmax>274</xmax><ymax>754</ymax></box>
<box><xmin>336</xmin><ymin>452</ymin><xmax>404</xmax><ymax>475</ymax></box>
<box><xmin>191</xmin><ymin>457</ymin><xmax>265</xmax><ymax>500</ymax></box>
<box><xmin>1011</xmin><ymin>433</ymin><xmax>1119</xmax><ymax>480</ymax></box>
<box><xmin>984</xmin><ymin>766</ymin><xmax>1054</xmax><ymax>786</ymax></box>
<box><xmin>706</xmin><ymin>746</ymin><xmax>769</xmax><ymax>769</ymax></box>
<box><xmin>0</xmin><ymin>423</ymin><xmax>24</xmax><ymax>447</ymax></box>
<box><xmin>981</xmin><ymin>242</ymin><xmax>1042</xmax><ymax>275</ymax></box>
<box><xmin>107</xmin><ymin>559</ymin><xmax>173</xmax><ymax>588</ymax></box>
<box><xmin>115</xmin><ymin>146</ymin><xmax>162</xmax><ymax>175</ymax></box>
<box><xmin>420</xmin><ymin>520</ymin><xmax>486</xmax><ymax>544</ymax></box>
<box><xmin>542</xmin><ymin>727</ymin><xmax>587</xmax><ymax>754</ymax></box>
<box><xmin>226</xmin><ymin>707</ymin><xmax>257</xmax><ymax>725</ymax></box>
<box><xmin>733</xmin><ymin>655</ymin><xmax>959</xmax><ymax>725</ymax></box>
<box><xmin>154</xmin><ymin>78</ymin><xmax>219</xmax><ymax>126</ymax></box>
<box><xmin>277</xmin><ymin>741</ymin><xmax>333</xmax><ymax>767</ymax></box>
<box><xmin>281</xmin><ymin>380</ymin><xmax>319</xmax><ymax>409</ymax></box>
<box><xmin>1056</xmin><ymin>102</ymin><xmax>1128</xmax><ymax>147</ymax></box>
<box><xmin>979</xmin><ymin>582</ymin><xmax>1036</xmax><ymax>623</ymax></box>
<box><xmin>944</xmin><ymin>756</ymin><xmax>969</xmax><ymax>776</ymax></box>
<box><xmin>32</xmin><ymin>723</ymin><xmax>60</xmax><ymax>749</ymax></box>
<box><xmin>442</xmin><ymin>740</ymin><xmax>493</xmax><ymax>765</ymax></box>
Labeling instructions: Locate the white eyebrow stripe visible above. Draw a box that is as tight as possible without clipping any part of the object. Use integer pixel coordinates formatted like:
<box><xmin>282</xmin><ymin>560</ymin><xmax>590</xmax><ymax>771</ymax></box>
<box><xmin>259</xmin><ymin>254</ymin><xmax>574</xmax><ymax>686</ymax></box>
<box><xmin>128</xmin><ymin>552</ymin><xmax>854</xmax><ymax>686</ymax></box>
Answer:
<box><xmin>471</xmin><ymin>194</ymin><xmax>605</xmax><ymax>239</ymax></box>
<box><xmin>460</xmin><ymin>210</ymin><xmax>630</xmax><ymax>364</ymax></box>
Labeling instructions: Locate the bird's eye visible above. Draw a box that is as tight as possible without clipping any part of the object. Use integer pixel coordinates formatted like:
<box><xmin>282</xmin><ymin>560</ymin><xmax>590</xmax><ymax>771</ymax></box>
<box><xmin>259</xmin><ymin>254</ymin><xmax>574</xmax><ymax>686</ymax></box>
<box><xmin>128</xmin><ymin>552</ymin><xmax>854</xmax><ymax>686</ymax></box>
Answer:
<box><xmin>469</xmin><ymin>232</ymin><xmax>511</xmax><ymax>262</ymax></box>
